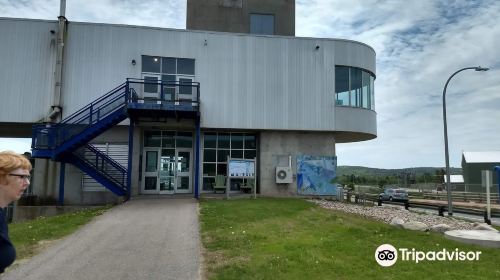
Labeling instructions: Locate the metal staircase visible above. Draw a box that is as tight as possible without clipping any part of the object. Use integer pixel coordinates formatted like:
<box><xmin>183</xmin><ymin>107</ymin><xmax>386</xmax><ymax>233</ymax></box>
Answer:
<box><xmin>66</xmin><ymin>144</ymin><xmax>128</xmax><ymax>196</ymax></box>
<box><xmin>31</xmin><ymin>79</ymin><xmax>200</xmax><ymax>198</ymax></box>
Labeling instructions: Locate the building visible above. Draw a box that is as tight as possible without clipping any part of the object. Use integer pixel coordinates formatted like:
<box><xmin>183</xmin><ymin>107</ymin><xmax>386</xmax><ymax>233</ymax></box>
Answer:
<box><xmin>443</xmin><ymin>174</ymin><xmax>464</xmax><ymax>191</ymax></box>
<box><xmin>187</xmin><ymin>0</ymin><xmax>295</xmax><ymax>36</ymax></box>
<box><xmin>462</xmin><ymin>152</ymin><xmax>500</xmax><ymax>193</ymax></box>
<box><xmin>0</xmin><ymin>0</ymin><xmax>377</xmax><ymax>205</ymax></box>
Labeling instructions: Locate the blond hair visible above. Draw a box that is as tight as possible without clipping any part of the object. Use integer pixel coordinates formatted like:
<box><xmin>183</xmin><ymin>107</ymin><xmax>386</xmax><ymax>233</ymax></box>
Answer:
<box><xmin>0</xmin><ymin>151</ymin><xmax>32</xmax><ymax>184</ymax></box>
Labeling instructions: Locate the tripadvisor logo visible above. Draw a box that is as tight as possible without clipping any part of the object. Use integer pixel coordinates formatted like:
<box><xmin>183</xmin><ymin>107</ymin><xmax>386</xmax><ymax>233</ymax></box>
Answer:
<box><xmin>375</xmin><ymin>244</ymin><xmax>482</xmax><ymax>267</ymax></box>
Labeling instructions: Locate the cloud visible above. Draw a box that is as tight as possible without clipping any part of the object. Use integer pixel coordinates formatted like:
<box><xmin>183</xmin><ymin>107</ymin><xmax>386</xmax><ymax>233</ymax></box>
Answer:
<box><xmin>0</xmin><ymin>0</ymin><xmax>186</xmax><ymax>29</ymax></box>
<box><xmin>297</xmin><ymin>0</ymin><xmax>500</xmax><ymax>168</ymax></box>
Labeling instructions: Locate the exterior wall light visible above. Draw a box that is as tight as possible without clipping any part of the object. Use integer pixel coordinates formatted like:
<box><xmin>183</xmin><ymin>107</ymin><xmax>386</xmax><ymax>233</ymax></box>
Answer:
<box><xmin>131</xmin><ymin>59</ymin><xmax>136</xmax><ymax>66</ymax></box>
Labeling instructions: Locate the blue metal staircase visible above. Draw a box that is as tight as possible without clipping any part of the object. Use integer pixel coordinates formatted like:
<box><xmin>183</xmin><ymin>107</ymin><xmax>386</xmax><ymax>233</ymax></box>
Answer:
<box><xmin>31</xmin><ymin>79</ymin><xmax>200</xmax><ymax>198</ymax></box>
<box><xmin>66</xmin><ymin>144</ymin><xmax>128</xmax><ymax>196</ymax></box>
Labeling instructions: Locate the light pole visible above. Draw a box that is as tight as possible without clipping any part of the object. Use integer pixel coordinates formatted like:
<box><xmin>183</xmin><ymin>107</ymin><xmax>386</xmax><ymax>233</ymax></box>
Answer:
<box><xmin>443</xmin><ymin>66</ymin><xmax>489</xmax><ymax>216</ymax></box>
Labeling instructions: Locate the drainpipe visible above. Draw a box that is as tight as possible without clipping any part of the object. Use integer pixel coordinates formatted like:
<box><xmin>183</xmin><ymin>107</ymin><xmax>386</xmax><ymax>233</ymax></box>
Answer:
<box><xmin>48</xmin><ymin>0</ymin><xmax>67</xmax><ymax>122</ymax></box>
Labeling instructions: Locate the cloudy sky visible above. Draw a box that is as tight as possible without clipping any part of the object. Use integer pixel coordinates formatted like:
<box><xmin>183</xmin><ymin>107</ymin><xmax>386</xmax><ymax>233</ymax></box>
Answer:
<box><xmin>1</xmin><ymin>0</ymin><xmax>499</xmax><ymax>169</ymax></box>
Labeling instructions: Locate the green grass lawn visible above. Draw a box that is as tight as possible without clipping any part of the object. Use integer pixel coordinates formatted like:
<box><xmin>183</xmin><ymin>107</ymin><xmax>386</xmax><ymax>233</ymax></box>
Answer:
<box><xmin>200</xmin><ymin>198</ymin><xmax>500</xmax><ymax>280</ymax></box>
<box><xmin>9</xmin><ymin>207</ymin><xmax>110</xmax><ymax>260</ymax></box>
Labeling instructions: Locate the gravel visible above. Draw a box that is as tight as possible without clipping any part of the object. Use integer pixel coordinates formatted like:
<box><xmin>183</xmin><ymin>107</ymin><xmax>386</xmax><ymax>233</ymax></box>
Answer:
<box><xmin>310</xmin><ymin>199</ymin><xmax>475</xmax><ymax>230</ymax></box>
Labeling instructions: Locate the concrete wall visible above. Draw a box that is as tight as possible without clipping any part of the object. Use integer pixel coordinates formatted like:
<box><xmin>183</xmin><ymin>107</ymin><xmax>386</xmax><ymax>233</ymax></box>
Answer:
<box><xmin>187</xmin><ymin>0</ymin><xmax>295</xmax><ymax>36</ymax></box>
<box><xmin>259</xmin><ymin>131</ymin><xmax>336</xmax><ymax>196</ymax></box>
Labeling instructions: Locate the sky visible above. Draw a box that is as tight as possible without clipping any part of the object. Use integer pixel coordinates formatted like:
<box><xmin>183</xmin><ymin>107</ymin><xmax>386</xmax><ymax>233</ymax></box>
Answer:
<box><xmin>0</xmin><ymin>0</ymin><xmax>499</xmax><ymax>169</ymax></box>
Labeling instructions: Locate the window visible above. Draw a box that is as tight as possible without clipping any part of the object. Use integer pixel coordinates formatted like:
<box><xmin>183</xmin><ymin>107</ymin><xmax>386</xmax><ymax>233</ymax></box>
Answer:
<box><xmin>144</xmin><ymin>131</ymin><xmax>193</xmax><ymax>149</ymax></box>
<box><xmin>177</xmin><ymin>58</ymin><xmax>195</xmax><ymax>75</ymax></box>
<box><xmin>142</xmin><ymin>56</ymin><xmax>161</xmax><ymax>73</ymax></box>
<box><xmin>250</xmin><ymin>14</ymin><xmax>275</xmax><ymax>35</ymax></box>
<box><xmin>202</xmin><ymin>132</ymin><xmax>257</xmax><ymax>191</ymax></box>
<box><xmin>141</xmin><ymin>56</ymin><xmax>196</xmax><ymax>101</ymax></box>
<box><xmin>335</xmin><ymin>66</ymin><xmax>349</xmax><ymax>106</ymax></box>
<box><xmin>335</xmin><ymin>66</ymin><xmax>375</xmax><ymax>110</ymax></box>
<box><xmin>142</xmin><ymin>56</ymin><xmax>195</xmax><ymax>76</ymax></box>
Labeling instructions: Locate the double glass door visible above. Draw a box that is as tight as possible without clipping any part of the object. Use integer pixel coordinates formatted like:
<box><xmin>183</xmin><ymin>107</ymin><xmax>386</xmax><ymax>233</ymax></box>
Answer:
<box><xmin>142</xmin><ymin>148</ymin><xmax>192</xmax><ymax>194</ymax></box>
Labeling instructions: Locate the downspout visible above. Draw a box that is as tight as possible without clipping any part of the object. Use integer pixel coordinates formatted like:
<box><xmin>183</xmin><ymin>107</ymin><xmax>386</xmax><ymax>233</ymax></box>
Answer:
<box><xmin>47</xmin><ymin>0</ymin><xmax>67</xmax><ymax>122</ymax></box>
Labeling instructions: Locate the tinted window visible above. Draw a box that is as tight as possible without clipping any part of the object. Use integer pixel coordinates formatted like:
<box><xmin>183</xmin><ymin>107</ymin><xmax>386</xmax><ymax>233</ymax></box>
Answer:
<box><xmin>204</xmin><ymin>150</ymin><xmax>216</xmax><ymax>162</ymax></box>
<box><xmin>244</xmin><ymin>134</ymin><xmax>256</xmax><ymax>149</ymax></box>
<box><xmin>231</xmin><ymin>133</ymin><xmax>244</xmax><ymax>149</ymax></box>
<box><xmin>176</xmin><ymin>132</ymin><xmax>193</xmax><ymax>148</ymax></box>
<box><xmin>335</xmin><ymin>66</ymin><xmax>349</xmax><ymax>93</ymax></box>
<box><xmin>218</xmin><ymin>133</ymin><xmax>230</xmax><ymax>149</ymax></box>
<box><xmin>144</xmin><ymin>131</ymin><xmax>161</xmax><ymax>147</ymax></box>
<box><xmin>177</xmin><ymin>58</ymin><xmax>195</xmax><ymax>75</ymax></box>
<box><xmin>250</xmin><ymin>14</ymin><xmax>274</xmax><ymax>35</ymax></box>
<box><xmin>142</xmin><ymin>55</ymin><xmax>161</xmax><ymax>72</ymax></box>
<box><xmin>162</xmin><ymin>57</ymin><xmax>176</xmax><ymax>74</ymax></box>
<box><xmin>204</xmin><ymin>133</ymin><xmax>217</xmax><ymax>148</ymax></box>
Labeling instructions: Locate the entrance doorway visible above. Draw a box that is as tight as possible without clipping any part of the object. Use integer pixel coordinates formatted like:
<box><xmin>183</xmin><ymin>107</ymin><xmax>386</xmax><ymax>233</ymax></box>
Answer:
<box><xmin>141</xmin><ymin>147</ymin><xmax>192</xmax><ymax>194</ymax></box>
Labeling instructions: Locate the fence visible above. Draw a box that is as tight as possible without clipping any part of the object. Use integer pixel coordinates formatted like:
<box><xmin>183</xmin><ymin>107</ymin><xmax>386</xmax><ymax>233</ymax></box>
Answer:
<box><xmin>342</xmin><ymin>191</ymin><xmax>500</xmax><ymax>225</ymax></box>
<box><xmin>409</xmin><ymin>191</ymin><xmax>499</xmax><ymax>203</ymax></box>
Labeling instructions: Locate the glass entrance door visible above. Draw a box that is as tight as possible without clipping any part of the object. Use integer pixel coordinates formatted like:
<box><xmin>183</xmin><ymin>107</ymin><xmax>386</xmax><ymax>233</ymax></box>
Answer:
<box><xmin>159</xmin><ymin>149</ymin><xmax>176</xmax><ymax>194</ymax></box>
<box><xmin>141</xmin><ymin>147</ymin><xmax>192</xmax><ymax>194</ymax></box>
<box><xmin>142</xmin><ymin>148</ymin><xmax>159</xmax><ymax>194</ymax></box>
<box><xmin>175</xmin><ymin>149</ymin><xmax>192</xmax><ymax>193</ymax></box>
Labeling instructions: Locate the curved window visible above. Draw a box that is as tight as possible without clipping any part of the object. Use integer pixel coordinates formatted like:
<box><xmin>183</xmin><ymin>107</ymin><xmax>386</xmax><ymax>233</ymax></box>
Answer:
<box><xmin>335</xmin><ymin>66</ymin><xmax>375</xmax><ymax>110</ymax></box>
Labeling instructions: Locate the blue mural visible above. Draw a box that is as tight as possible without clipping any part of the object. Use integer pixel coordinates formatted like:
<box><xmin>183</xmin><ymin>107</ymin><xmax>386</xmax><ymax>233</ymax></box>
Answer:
<box><xmin>297</xmin><ymin>155</ymin><xmax>337</xmax><ymax>195</ymax></box>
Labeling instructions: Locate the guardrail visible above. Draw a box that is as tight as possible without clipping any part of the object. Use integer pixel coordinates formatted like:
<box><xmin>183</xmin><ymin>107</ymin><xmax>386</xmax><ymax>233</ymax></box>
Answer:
<box><xmin>408</xmin><ymin>191</ymin><xmax>499</xmax><ymax>203</ymax></box>
<box><xmin>348</xmin><ymin>192</ymin><xmax>499</xmax><ymax>225</ymax></box>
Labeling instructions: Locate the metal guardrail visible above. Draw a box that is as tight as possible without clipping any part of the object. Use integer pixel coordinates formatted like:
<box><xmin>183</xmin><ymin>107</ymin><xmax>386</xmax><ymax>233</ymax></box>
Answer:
<box><xmin>409</xmin><ymin>191</ymin><xmax>499</xmax><ymax>203</ymax></box>
<box><xmin>348</xmin><ymin>192</ymin><xmax>499</xmax><ymax>225</ymax></box>
<box><xmin>74</xmin><ymin>144</ymin><xmax>127</xmax><ymax>188</ymax></box>
<box><xmin>32</xmin><ymin>79</ymin><xmax>201</xmax><ymax>151</ymax></box>
<box><xmin>32</xmin><ymin>83</ymin><xmax>128</xmax><ymax>150</ymax></box>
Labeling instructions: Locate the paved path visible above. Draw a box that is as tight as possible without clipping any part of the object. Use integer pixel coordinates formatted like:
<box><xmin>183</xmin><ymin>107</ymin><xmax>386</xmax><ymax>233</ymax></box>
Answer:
<box><xmin>2</xmin><ymin>198</ymin><xmax>202</xmax><ymax>280</ymax></box>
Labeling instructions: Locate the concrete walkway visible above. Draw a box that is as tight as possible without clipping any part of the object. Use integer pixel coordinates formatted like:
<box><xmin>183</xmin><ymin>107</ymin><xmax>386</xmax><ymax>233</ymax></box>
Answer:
<box><xmin>2</xmin><ymin>198</ymin><xmax>202</xmax><ymax>280</ymax></box>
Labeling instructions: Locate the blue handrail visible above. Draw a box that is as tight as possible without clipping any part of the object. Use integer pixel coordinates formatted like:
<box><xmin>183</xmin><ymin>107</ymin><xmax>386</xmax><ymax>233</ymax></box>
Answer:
<box><xmin>32</xmin><ymin>79</ymin><xmax>201</xmax><ymax>151</ymax></box>
<box><xmin>74</xmin><ymin>144</ymin><xmax>127</xmax><ymax>188</ymax></box>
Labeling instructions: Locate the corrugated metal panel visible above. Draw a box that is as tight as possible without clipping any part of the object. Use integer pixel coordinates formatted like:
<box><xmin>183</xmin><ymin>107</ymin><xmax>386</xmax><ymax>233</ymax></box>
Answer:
<box><xmin>0</xmin><ymin>18</ymin><xmax>57</xmax><ymax>122</ymax></box>
<box><xmin>61</xmin><ymin>22</ymin><xmax>376</xmax><ymax>133</ymax></box>
<box><xmin>82</xmin><ymin>143</ymin><xmax>128</xmax><ymax>191</ymax></box>
<box><xmin>1</xmin><ymin>20</ymin><xmax>375</xmax><ymax>135</ymax></box>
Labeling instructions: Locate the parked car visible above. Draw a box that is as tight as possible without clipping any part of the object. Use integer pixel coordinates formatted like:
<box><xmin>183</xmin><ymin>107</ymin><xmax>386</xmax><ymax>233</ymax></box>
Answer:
<box><xmin>379</xmin><ymin>188</ymin><xmax>409</xmax><ymax>202</ymax></box>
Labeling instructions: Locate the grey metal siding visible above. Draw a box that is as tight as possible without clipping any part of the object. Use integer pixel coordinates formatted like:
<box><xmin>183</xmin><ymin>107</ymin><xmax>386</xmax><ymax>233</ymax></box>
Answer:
<box><xmin>1</xmin><ymin>20</ymin><xmax>376</xmax><ymax>138</ymax></box>
<box><xmin>0</xmin><ymin>18</ymin><xmax>57</xmax><ymax>122</ymax></box>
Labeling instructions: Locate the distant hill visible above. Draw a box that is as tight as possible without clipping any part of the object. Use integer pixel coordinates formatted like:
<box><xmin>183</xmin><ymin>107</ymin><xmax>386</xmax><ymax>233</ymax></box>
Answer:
<box><xmin>337</xmin><ymin>166</ymin><xmax>462</xmax><ymax>177</ymax></box>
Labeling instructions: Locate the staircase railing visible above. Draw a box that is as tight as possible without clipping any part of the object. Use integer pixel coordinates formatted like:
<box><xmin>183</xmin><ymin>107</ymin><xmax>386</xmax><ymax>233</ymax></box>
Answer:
<box><xmin>126</xmin><ymin>78</ymin><xmax>200</xmax><ymax>106</ymax></box>
<box><xmin>73</xmin><ymin>144</ymin><xmax>128</xmax><ymax>189</ymax></box>
<box><xmin>32</xmin><ymin>82</ymin><xmax>128</xmax><ymax>150</ymax></box>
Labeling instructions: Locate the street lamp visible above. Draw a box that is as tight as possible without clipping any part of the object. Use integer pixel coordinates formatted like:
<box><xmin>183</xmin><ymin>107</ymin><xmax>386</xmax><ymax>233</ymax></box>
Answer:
<box><xmin>443</xmin><ymin>66</ymin><xmax>489</xmax><ymax>216</ymax></box>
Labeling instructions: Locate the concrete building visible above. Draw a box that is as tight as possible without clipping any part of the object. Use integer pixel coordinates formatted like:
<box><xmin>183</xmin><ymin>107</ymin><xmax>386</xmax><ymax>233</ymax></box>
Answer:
<box><xmin>0</xmin><ymin>0</ymin><xmax>377</xmax><ymax>205</ymax></box>
<box><xmin>462</xmin><ymin>152</ymin><xmax>500</xmax><ymax>193</ymax></box>
<box><xmin>187</xmin><ymin>0</ymin><xmax>295</xmax><ymax>36</ymax></box>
